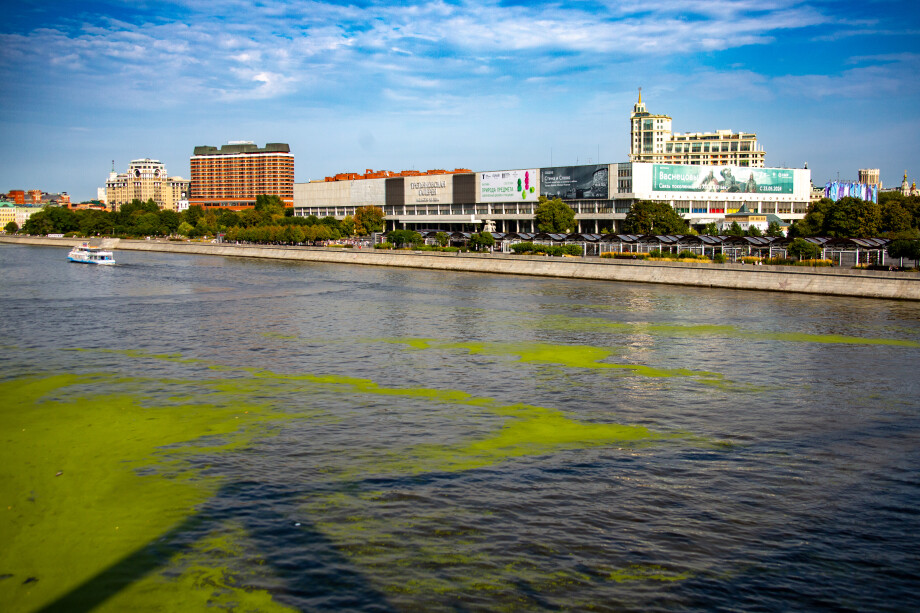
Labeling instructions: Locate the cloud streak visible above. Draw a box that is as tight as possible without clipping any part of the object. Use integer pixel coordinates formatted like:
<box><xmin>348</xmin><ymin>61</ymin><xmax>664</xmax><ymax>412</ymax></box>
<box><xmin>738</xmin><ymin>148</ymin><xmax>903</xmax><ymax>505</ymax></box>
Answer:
<box><xmin>0</xmin><ymin>0</ymin><xmax>844</xmax><ymax>109</ymax></box>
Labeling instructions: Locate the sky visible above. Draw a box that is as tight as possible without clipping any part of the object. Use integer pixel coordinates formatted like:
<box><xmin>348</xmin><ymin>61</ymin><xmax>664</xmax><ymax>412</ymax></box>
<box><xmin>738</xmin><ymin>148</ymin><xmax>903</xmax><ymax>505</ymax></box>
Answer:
<box><xmin>1</xmin><ymin>0</ymin><xmax>918</xmax><ymax>202</ymax></box>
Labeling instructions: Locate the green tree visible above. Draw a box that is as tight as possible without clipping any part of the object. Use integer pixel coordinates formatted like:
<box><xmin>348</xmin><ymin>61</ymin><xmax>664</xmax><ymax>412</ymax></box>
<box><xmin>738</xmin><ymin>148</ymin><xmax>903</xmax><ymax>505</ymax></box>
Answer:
<box><xmin>135</xmin><ymin>212</ymin><xmax>162</xmax><ymax>236</ymax></box>
<box><xmin>795</xmin><ymin>197</ymin><xmax>882</xmax><ymax>238</ymax></box>
<box><xmin>787</xmin><ymin>238</ymin><xmax>822</xmax><ymax>260</ymax></box>
<box><xmin>766</xmin><ymin>221</ymin><xmax>784</xmax><ymax>237</ymax></box>
<box><xmin>119</xmin><ymin>199</ymin><xmax>152</xmax><ymax>216</ymax></box>
<box><xmin>183</xmin><ymin>205</ymin><xmax>205</xmax><ymax>227</ymax></box>
<box><xmin>887</xmin><ymin>239</ymin><xmax>920</xmax><ymax>266</ymax></box>
<box><xmin>746</xmin><ymin>225</ymin><xmax>763</xmax><ymax>237</ymax></box>
<box><xmin>354</xmin><ymin>206</ymin><xmax>384</xmax><ymax>235</ymax></box>
<box><xmin>534</xmin><ymin>196</ymin><xmax>576</xmax><ymax>233</ymax></box>
<box><xmin>469</xmin><ymin>232</ymin><xmax>495</xmax><ymax>251</ymax></box>
<box><xmin>387</xmin><ymin>229</ymin><xmax>422</xmax><ymax>248</ymax></box>
<box><xmin>254</xmin><ymin>194</ymin><xmax>285</xmax><ymax>217</ymax></box>
<box><xmin>434</xmin><ymin>231</ymin><xmax>449</xmax><ymax>247</ymax></box>
<box><xmin>215</xmin><ymin>210</ymin><xmax>241</xmax><ymax>230</ymax></box>
<box><xmin>177</xmin><ymin>221</ymin><xmax>194</xmax><ymax>237</ymax></box>
<box><xmin>791</xmin><ymin>198</ymin><xmax>832</xmax><ymax>237</ymax></box>
<box><xmin>824</xmin><ymin>197</ymin><xmax>881</xmax><ymax>238</ymax></box>
<box><xmin>881</xmin><ymin>199</ymin><xmax>914</xmax><ymax>235</ymax></box>
<box><xmin>341</xmin><ymin>215</ymin><xmax>356</xmax><ymax>237</ymax></box>
<box><xmin>703</xmin><ymin>222</ymin><xmax>719</xmax><ymax>236</ymax></box>
<box><xmin>4</xmin><ymin>221</ymin><xmax>18</xmax><ymax>233</ymax></box>
<box><xmin>725</xmin><ymin>221</ymin><xmax>744</xmax><ymax>237</ymax></box>
<box><xmin>23</xmin><ymin>212</ymin><xmax>55</xmax><ymax>235</ymax></box>
<box><xmin>622</xmin><ymin>200</ymin><xmax>688</xmax><ymax>235</ymax></box>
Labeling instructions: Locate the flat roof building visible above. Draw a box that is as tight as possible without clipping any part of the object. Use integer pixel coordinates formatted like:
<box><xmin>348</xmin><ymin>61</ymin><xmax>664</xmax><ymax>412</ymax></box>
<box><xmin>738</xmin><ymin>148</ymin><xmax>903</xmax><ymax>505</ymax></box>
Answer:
<box><xmin>190</xmin><ymin>141</ymin><xmax>294</xmax><ymax>209</ymax></box>
<box><xmin>294</xmin><ymin>162</ymin><xmax>810</xmax><ymax>234</ymax></box>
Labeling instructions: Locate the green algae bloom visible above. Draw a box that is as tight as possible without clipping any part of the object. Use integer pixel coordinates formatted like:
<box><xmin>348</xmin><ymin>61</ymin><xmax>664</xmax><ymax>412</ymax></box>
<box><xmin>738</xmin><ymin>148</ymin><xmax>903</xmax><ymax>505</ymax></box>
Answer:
<box><xmin>608</xmin><ymin>563</ymin><xmax>691</xmax><ymax>583</ymax></box>
<box><xmin>1</xmin><ymin>350</ymin><xmax>710</xmax><ymax>611</ymax></box>
<box><xmin>524</xmin><ymin>314</ymin><xmax>920</xmax><ymax>346</ymax></box>
<box><xmin>0</xmin><ymin>373</ymin><xmax>294</xmax><ymax>612</ymax></box>
<box><xmin>376</xmin><ymin>337</ymin><xmax>742</xmax><ymax>389</ymax></box>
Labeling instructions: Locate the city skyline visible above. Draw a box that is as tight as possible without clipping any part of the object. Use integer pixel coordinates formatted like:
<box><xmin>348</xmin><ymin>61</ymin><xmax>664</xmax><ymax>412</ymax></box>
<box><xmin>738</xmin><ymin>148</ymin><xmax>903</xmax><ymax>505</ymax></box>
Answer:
<box><xmin>1</xmin><ymin>0</ymin><xmax>917</xmax><ymax>202</ymax></box>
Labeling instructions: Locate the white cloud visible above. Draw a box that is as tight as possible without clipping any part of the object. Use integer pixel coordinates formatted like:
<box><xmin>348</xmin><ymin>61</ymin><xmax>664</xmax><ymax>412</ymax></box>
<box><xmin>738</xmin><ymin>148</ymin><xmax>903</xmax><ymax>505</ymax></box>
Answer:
<box><xmin>0</xmin><ymin>0</ymin><xmax>842</xmax><ymax>109</ymax></box>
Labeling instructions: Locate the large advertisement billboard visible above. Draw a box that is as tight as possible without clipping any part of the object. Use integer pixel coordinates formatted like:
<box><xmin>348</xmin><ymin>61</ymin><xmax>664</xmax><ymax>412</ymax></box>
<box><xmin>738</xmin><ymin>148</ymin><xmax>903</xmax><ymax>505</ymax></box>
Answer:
<box><xmin>480</xmin><ymin>169</ymin><xmax>538</xmax><ymax>202</ymax></box>
<box><xmin>540</xmin><ymin>165</ymin><xmax>609</xmax><ymax>200</ymax></box>
<box><xmin>653</xmin><ymin>164</ymin><xmax>794</xmax><ymax>194</ymax></box>
<box><xmin>824</xmin><ymin>181</ymin><xmax>878</xmax><ymax>203</ymax></box>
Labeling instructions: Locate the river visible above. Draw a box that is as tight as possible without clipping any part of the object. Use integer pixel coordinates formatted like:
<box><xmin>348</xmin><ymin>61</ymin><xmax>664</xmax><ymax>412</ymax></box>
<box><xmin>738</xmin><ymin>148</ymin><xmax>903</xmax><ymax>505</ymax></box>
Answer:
<box><xmin>2</xmin><ymin>242</ymin><xmax>919</xmax><ymax>612</ymax></box>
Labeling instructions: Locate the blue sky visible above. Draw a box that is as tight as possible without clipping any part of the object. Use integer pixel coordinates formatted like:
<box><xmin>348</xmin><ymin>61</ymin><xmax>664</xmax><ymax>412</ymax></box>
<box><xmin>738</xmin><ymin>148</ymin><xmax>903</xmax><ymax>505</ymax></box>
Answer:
<box><xmin>1</xmin><ymin>0</ymin><xmax>917</xmax><ymax>201</ymax></box>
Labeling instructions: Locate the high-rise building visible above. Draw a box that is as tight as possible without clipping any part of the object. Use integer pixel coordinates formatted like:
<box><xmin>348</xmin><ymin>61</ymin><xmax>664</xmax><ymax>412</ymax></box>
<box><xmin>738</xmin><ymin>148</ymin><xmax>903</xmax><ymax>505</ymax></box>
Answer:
<box><xmin>858</xmin><ymin>168</ymin><xmax>881</xmax><ymax>187</ymax></box>
<box><xmin>189</xmin><ymin>141</ymin><xmax>294</xmax><ymax>209</ymax></box>
<box><xmin>105</xmin><ymin>159</ymin><xmax>190</xmax><ymax>212</ymax></box>
<box><xmin>629</xmin><ymin>90</ymin><xmax>766</xmax><ymax>167</ymax></box>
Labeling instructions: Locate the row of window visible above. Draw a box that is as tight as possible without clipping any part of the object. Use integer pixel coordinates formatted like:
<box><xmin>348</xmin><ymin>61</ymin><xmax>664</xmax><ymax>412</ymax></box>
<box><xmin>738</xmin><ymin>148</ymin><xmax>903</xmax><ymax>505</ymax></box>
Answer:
<box><xmin>667</xmin><ymin>141</ymin><xmax>756</xmax><ymax>153</ymax></box>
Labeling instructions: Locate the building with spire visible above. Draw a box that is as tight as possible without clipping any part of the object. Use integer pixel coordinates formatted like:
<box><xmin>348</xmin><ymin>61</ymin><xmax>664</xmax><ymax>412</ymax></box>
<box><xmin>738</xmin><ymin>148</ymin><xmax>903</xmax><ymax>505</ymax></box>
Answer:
<box><xmin>629</xmin><ymin>90</ymin><xmax>766</xmax><ymax>167</ymax></box>
<box><xmin>902</xmin><ymin>171</ymin><xmax>918</xmax><ymax>197</ymax></box>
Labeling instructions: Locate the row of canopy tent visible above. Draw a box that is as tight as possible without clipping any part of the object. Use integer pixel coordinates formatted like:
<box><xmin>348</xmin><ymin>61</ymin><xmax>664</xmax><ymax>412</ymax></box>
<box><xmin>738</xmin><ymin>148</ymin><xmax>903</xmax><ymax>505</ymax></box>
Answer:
<box><xmin>403</xmin><ymin>230</ymin><xmax>892</xmax><ymax>263</ymax></box>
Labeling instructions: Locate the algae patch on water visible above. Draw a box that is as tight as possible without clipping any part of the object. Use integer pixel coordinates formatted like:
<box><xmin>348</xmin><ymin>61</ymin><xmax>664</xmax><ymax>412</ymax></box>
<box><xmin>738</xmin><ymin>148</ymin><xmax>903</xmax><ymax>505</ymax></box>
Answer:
<box><xmin>0</xmin><ymin>373</ymin><xmax>294</xmax><ymax>613</ymax></box>
<box><xmin>377</xmin><ymin>402</ymin><xmax>674</xmax><ymax>474</ymax></box>
<box><xmin>376</xmin><ymin>337</ymin><xmax>736</xmax><ymax>389</ymax></box>
<box><xmin>518</xmin><ymin>314</ymin><xmax>920</xmax><ymax>347</ymax></box>
<box><xmin>96</xmin><ymin>522</ymin><xmax>298</xmax><ymax>613</ymax></box>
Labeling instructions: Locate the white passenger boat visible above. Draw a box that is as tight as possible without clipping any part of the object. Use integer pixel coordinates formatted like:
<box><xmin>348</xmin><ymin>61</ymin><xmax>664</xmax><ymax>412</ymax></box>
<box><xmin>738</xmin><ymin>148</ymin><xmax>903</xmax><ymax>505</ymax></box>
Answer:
<box><xmin>67</xmin><ymin>243</ymin><xmax>116</xmax><ymax>265</ymax></box>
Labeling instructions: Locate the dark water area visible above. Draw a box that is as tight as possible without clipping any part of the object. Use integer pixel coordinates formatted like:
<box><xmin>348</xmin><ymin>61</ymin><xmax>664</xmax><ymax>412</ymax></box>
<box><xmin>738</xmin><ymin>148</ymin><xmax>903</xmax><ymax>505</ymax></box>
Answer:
<box><xmin>2</xmin><ymin>242</ymin><xmax>920</xmax><ymax>612</ymax></box>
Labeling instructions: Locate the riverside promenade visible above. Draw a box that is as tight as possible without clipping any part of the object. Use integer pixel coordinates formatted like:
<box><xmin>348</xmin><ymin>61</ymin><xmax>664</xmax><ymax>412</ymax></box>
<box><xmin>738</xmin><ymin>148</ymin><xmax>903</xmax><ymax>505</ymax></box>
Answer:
<box><xmin>4</xmin><ymin>235</ymin><xmax>920</xmax><ymax>301</ymax></box>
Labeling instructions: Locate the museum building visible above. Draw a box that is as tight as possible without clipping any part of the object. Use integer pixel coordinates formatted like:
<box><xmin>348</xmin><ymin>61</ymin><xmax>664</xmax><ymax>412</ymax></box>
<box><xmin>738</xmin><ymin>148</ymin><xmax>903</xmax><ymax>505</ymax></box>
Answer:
<box><xmin>293</xmin><ymin>162</ymin><xmax>811</xmax><ymax>233</ymax></box>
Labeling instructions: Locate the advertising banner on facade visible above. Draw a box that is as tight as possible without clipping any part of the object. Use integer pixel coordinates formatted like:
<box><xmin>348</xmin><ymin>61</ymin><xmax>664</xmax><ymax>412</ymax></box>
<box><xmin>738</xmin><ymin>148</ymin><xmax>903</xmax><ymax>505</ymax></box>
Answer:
<box><xmin>479</xmin><ymin>169</ymin><xmax>538</xmax><ymax>202</ymax></box>
<box><xmin>540</xmin><ymin>165</ymin><xmax>609</xmax><ymax>200</ymax></box>
<box><xmin>653</xmin><ymin>164</ymin><xmax>794</xmax><ymax>194</ymax></box>
<box><xmin>824</xmin><ymin>181</ymin><xmax>878</xmax><ymax>204</ymax></box>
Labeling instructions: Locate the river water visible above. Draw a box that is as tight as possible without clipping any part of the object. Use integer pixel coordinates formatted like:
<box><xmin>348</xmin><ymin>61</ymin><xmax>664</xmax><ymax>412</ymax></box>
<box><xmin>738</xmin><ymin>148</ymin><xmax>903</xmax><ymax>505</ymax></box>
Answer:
<box><xmin>2</xmin><ymin>243</ymin><xmax>919</xmax><ymax>612</ymax></box>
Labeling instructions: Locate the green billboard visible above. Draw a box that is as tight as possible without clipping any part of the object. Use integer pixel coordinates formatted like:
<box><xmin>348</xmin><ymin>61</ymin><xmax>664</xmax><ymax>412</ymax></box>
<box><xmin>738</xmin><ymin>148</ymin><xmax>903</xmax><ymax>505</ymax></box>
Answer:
<box><xmin>653</xmin><ymin>164</ymin><xmax>794</xmax><ymax>194</ymax></box>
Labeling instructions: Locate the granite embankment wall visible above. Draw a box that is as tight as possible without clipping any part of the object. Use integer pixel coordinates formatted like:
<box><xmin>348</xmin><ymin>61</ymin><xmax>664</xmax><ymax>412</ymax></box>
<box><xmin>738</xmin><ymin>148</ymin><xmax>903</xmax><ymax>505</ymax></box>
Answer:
<box><xmin>4</xmin><ymin>235</ymin><xmax>920</xmax><ymax>301</ymax></box>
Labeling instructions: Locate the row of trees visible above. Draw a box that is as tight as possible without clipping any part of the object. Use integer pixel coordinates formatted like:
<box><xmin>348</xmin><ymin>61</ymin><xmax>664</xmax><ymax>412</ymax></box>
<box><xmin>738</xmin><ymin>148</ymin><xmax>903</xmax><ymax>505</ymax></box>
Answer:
<box><xmin>536</xmin><ymin>193</ymin><xmax>920</xmax><ymax>241</ymax></box>
<box><xmin>12</xmin><ymin>196</ymin><xmax>385</xmax><ymax>241</ymax></box>
<box><xmin>790</xmin><ymin>193</ymin><xmax>920</xmax><ymax>239</ymax></box>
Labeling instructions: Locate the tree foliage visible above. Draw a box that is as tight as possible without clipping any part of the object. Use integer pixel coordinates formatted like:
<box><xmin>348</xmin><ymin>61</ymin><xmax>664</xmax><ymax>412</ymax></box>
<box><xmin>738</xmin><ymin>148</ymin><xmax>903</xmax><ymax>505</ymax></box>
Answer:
<box><xmin>386</xmin><ymin>229</ymin><xmax>422</xmax><ymax>248</ymax></box>
<box><xmin>725</xmin><ymin>221</ymin><xmax>744</xmax><ymax>237</ymax></box>
<box><xmin>766</xmin><ymin>221</ymin><xmax>784</xmax><ymax>237</ymax></box>
<box><xmin>887</xmin><ymin>239</ymin><xmax>920</xmax><ymax>263</ymax></box>
<box><xmin>534</xmin><ymin>197</ymin><xmax>576</xmax><ymax>233</ymax></box>
<box><xmin>254</xmin><ymin>194</ymin><xmax>285</xmax><ymax>217</ymax></box>
<box><xmin>787</xmin><ymin>238</ymin><xmax>822</xmax><ymax>261</ymax></box>
<box><xmin>622</xmin><ymin>200</ymin><xmax>688</xmax><ymax>235</ymax></box>
<box><xmin>792</xmin><ymin>197</ymin><xmax>882</xmax><ymax>238</ymax></box>
<box><xmin>469</xmin><ymin>232</ymin><xmax>495</xmax><ymax>251</ymax></box>
<box><xmin>354</xmin><ymin>206</ymin><xmax>384</xmax><ymax>235</ymax></box>
<box><xmin>4</xmin><ymin>221</ymin><xmax>18</xmax><ymax>233</ymax></box>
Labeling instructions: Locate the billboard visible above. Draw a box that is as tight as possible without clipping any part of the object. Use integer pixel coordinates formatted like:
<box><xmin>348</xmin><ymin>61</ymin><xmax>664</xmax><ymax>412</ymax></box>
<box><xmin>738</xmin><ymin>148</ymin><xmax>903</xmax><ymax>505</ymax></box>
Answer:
<box><xmin>480</xmin><ymin>169</ymin><xmax>538</xmax><ymax>202</ymax></box>
<box><xmin>653</xmin><ymin>164</ymin><xmax>794</xmax><ymax>194</ymax></box>
<box><xmin>540</xmin><ymin>165</ymin><xmax>609</xmax><ymax>200</ymax></box>
<box><xmin>824</xmin><ymin>181</ymin><xmax>878</xmax><ymax>204</ymax></box>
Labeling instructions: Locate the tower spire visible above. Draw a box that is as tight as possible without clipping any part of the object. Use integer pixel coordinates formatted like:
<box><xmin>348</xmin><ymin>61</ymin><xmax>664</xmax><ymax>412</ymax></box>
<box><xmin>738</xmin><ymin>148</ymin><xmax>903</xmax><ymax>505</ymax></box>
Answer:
<box><xmin>638</xmin><ymin>87</ymin><xmax>642</xmax><ymax>104</ymax></box>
